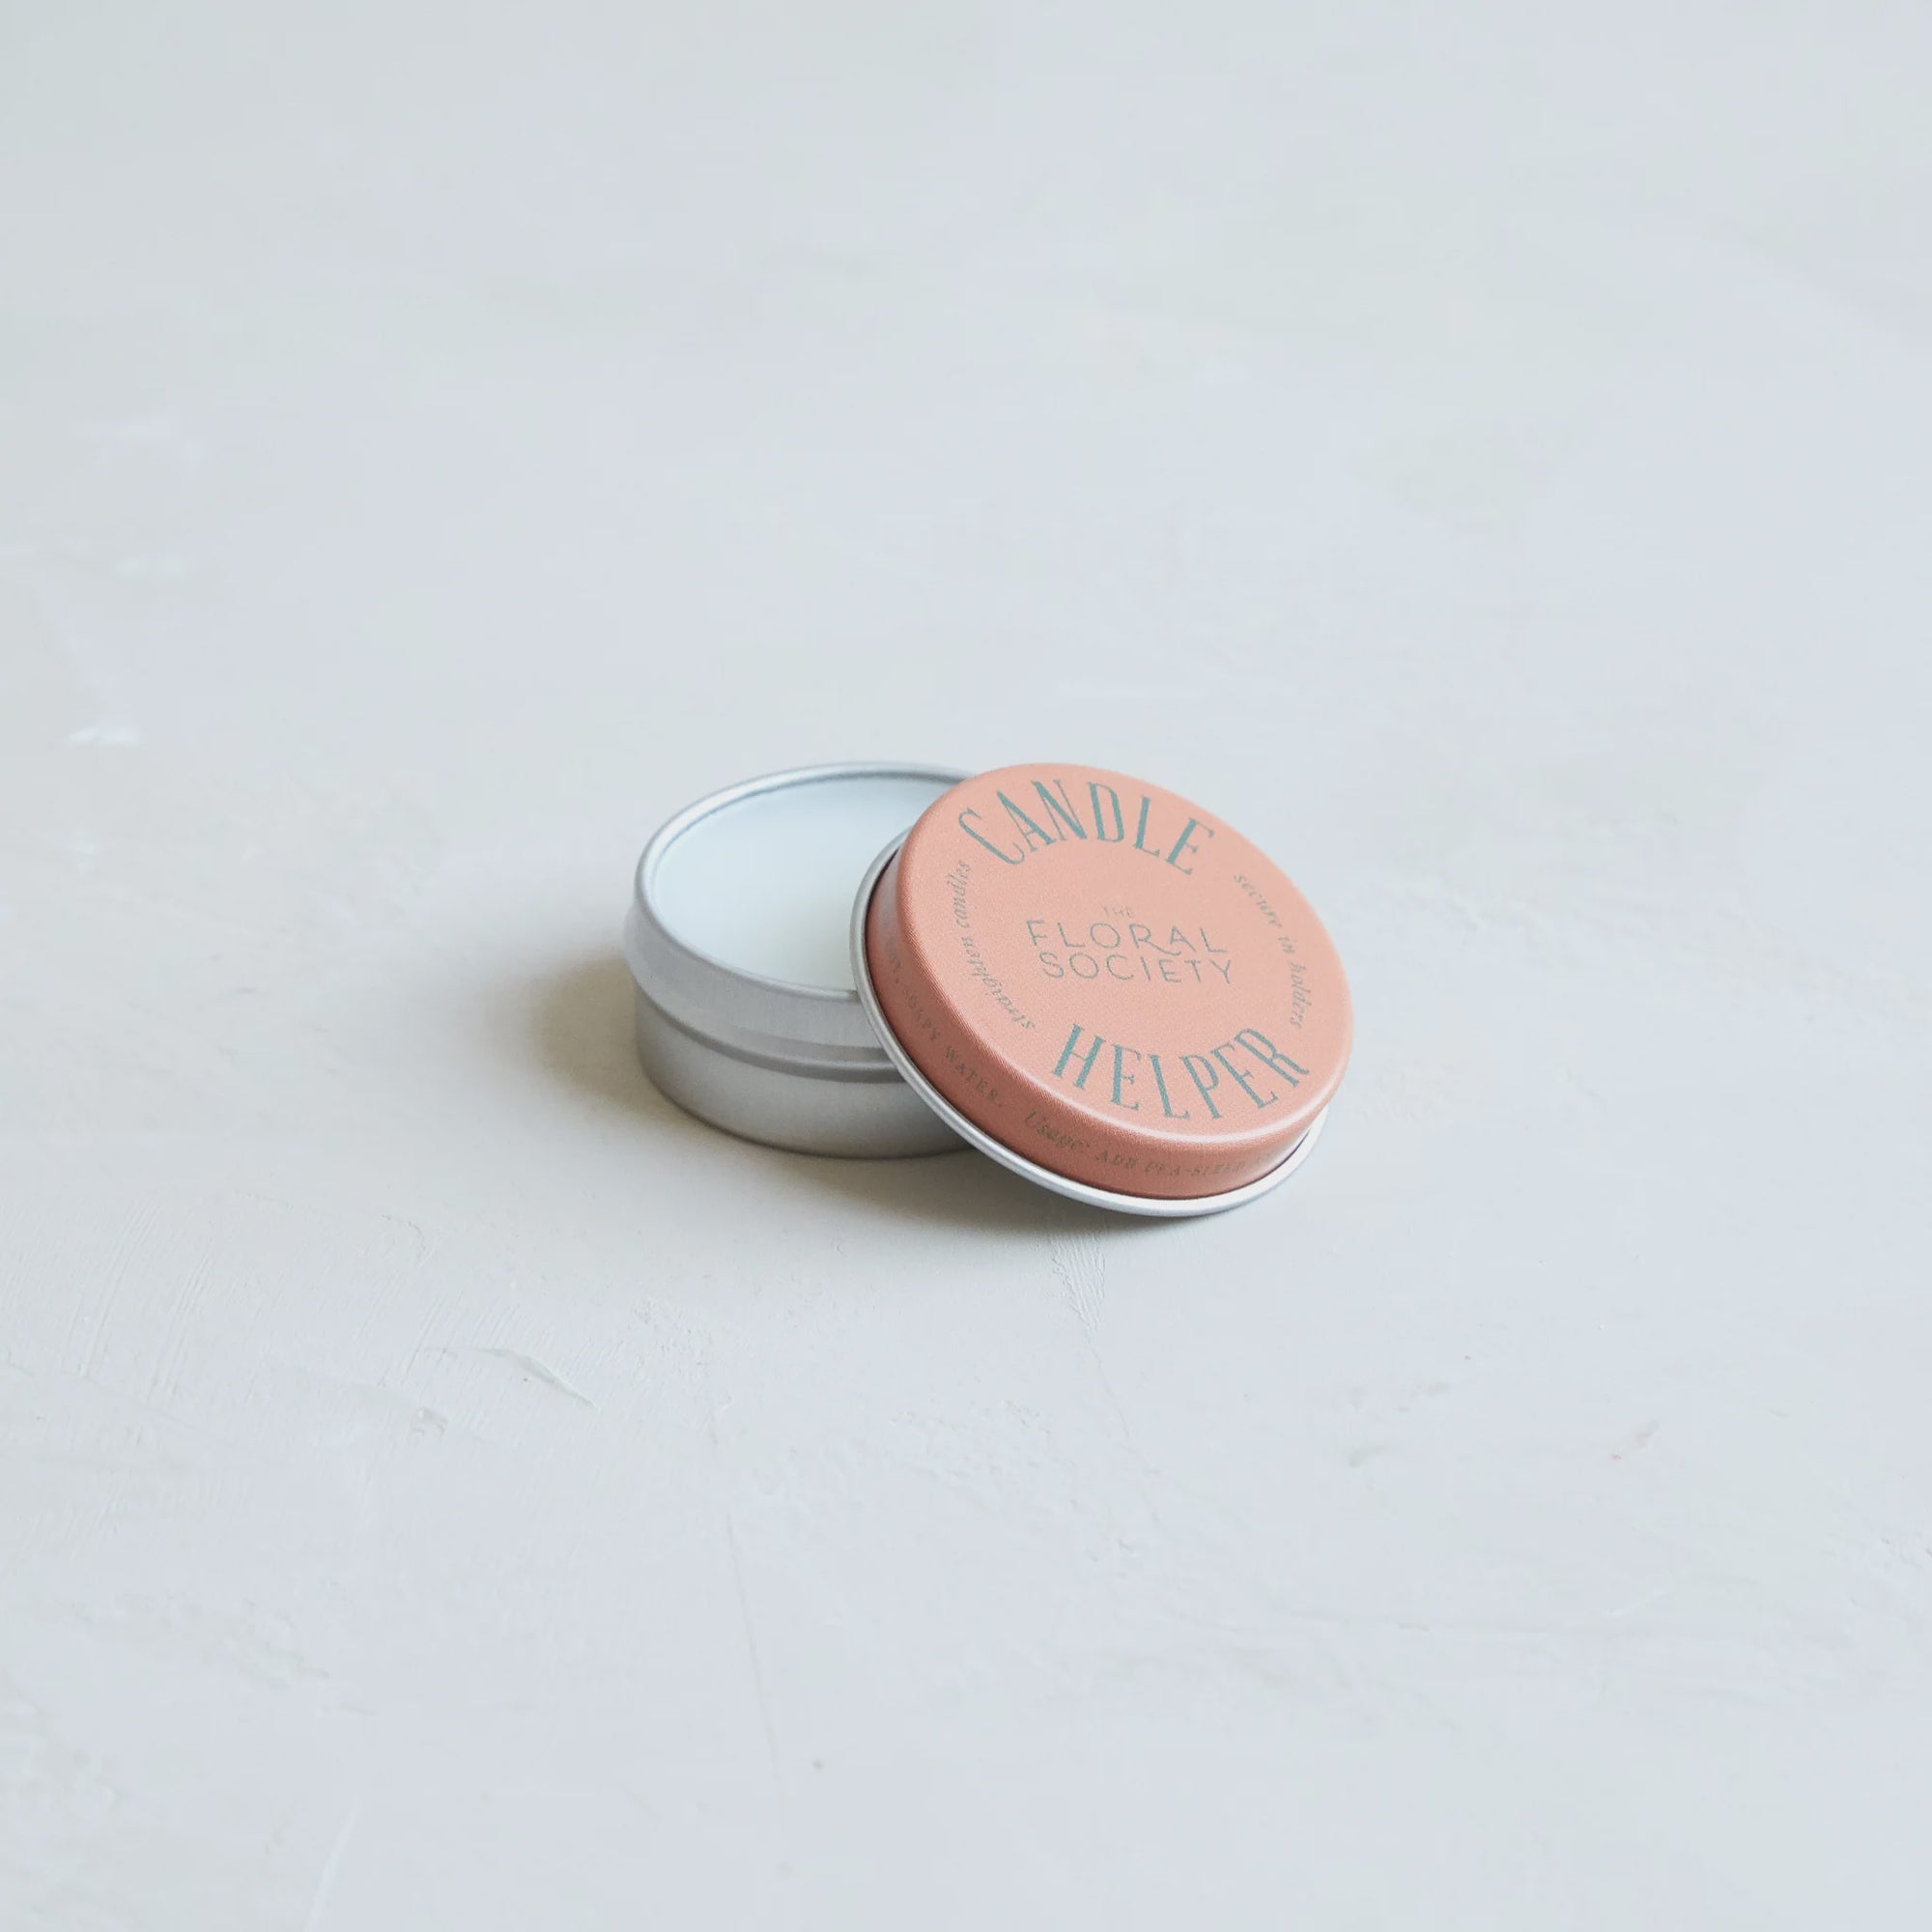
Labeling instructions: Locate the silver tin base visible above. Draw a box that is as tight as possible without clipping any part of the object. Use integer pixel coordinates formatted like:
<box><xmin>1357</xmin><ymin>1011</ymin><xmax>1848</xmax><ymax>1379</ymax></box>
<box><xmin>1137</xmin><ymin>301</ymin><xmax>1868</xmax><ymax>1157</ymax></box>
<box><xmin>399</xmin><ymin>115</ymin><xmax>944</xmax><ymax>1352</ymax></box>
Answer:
<box><xmin>634</xmin><ymin>987</ymin><xmax>961</xmax><ymax>1158</ymax></box>
<box><xmin>850</xmin><ymin>837</ymin><xmax>1327</xmax><ymax>1217</ymax></box>
<box><xmin>626</xmin><ymin>763</ymin><xmax>969</xmax><ymax>1161</ymax></box>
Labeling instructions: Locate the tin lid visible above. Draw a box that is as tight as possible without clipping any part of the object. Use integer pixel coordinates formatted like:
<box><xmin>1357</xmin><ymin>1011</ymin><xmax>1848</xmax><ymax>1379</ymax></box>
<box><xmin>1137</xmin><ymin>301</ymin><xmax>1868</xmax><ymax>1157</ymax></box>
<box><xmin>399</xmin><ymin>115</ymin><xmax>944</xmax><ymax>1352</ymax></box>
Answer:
<box><xmin>850</xmin><ymin>763</ymin><xmax>1352</xmax><ymax>1216</ymax></box>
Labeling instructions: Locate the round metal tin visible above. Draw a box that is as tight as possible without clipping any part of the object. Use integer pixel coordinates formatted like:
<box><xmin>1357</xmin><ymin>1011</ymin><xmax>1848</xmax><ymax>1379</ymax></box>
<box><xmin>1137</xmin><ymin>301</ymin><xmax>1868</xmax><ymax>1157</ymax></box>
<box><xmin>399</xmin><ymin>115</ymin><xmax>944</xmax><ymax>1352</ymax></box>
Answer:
<box><xmin>625</xmin><ymin>763</ymin><xmax>968</xmax><ymax>1157</ymax></box>
<box><xmin>850</xmin><ymin>836</ymin><xmax>1332</xmax><ymax>1219</ymax></box>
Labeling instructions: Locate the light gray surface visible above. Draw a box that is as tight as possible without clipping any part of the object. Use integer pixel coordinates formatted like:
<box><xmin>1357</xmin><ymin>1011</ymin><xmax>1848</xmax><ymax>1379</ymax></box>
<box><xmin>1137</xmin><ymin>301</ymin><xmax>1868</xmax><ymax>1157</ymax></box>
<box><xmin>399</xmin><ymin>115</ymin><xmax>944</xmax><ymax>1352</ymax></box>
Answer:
<box><xmin>3</xmin><ymin>3</ymin><xmax>1930</xmax><ymax>1927</ymax></box>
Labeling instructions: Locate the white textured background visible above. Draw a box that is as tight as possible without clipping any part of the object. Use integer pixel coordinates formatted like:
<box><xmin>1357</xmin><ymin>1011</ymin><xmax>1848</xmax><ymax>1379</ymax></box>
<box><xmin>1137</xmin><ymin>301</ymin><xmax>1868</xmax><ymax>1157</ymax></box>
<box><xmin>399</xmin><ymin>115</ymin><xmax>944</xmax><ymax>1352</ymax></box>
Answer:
<box><xmin>4</xmin><ymin>4</ymin><xmax>1930</xmax><ymax>1926</ymax></box>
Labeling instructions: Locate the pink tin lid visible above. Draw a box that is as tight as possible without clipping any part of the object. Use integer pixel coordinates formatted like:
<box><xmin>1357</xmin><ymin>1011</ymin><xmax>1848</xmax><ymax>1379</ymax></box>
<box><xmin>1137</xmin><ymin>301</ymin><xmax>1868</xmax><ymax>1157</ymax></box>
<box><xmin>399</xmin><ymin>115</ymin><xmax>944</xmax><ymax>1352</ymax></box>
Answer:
<box><xmin>850</xmin><ymin>762</ymin><xmax>1352</xmax><ymax>1215</ymax></box>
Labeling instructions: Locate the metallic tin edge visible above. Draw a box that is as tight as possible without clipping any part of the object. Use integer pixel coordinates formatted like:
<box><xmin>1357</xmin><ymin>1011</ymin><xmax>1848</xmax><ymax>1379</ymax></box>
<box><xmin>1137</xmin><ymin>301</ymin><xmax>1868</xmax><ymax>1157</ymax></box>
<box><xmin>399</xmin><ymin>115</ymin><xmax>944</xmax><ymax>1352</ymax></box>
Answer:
<box><xmin>635</xmin><ymin>984</ymin><xmax>911</xmax><ymax>1083</ymax></box>
<box><xmin>847</xmin><ymin>835</ymin><xmax>1327</xmax><ymax>1220</ymax></box>
<box><xmin>625</xmin><ymin>899</ymin><xmax>898</xmax><ymax>1069</ymax></box>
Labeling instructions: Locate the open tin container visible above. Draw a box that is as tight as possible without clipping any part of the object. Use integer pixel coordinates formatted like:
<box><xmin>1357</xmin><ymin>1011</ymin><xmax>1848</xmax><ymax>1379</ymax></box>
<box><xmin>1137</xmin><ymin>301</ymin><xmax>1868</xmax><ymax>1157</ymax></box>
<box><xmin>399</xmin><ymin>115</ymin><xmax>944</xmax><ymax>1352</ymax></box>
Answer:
<box><xmin>624</xmin><ymin>761</ymin><xmax>1352</xmax><ymax>1218</ymax></box>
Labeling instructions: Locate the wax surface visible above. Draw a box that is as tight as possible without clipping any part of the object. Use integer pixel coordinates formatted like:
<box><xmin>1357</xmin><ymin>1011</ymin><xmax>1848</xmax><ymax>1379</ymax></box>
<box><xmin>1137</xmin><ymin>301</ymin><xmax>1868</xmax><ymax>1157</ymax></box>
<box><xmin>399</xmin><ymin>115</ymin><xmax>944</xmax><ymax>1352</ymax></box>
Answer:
<box><xmin>654</xmin><ymin>773</ymin><xmax>955</xmax><ymax>987</ymax></box>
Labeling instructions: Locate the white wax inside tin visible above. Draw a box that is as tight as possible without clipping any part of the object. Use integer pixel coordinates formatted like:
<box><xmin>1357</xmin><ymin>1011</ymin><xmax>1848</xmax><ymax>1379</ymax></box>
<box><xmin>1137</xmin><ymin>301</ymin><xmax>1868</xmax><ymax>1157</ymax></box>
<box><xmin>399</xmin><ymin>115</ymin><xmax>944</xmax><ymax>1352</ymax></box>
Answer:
<box><xmin>653</xmin><ymin>773</ymin><xmax>953</xmax><ymax>989</ymax></box>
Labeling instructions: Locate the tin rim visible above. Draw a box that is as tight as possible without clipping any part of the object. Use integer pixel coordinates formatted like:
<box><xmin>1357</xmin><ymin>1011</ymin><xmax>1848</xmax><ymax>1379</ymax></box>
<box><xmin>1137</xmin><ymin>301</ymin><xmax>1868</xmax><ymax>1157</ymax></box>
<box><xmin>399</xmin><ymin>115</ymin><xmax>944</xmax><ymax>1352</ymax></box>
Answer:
<box><xmin>629</xmin><ymin>762</ymin><xmax>968</xmax><ymax>1071</ymax></box>
<box><xmin>848</xmin><ymin>835</ymin><xmax>1328</xmax><ymax>1219</ymax></box>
